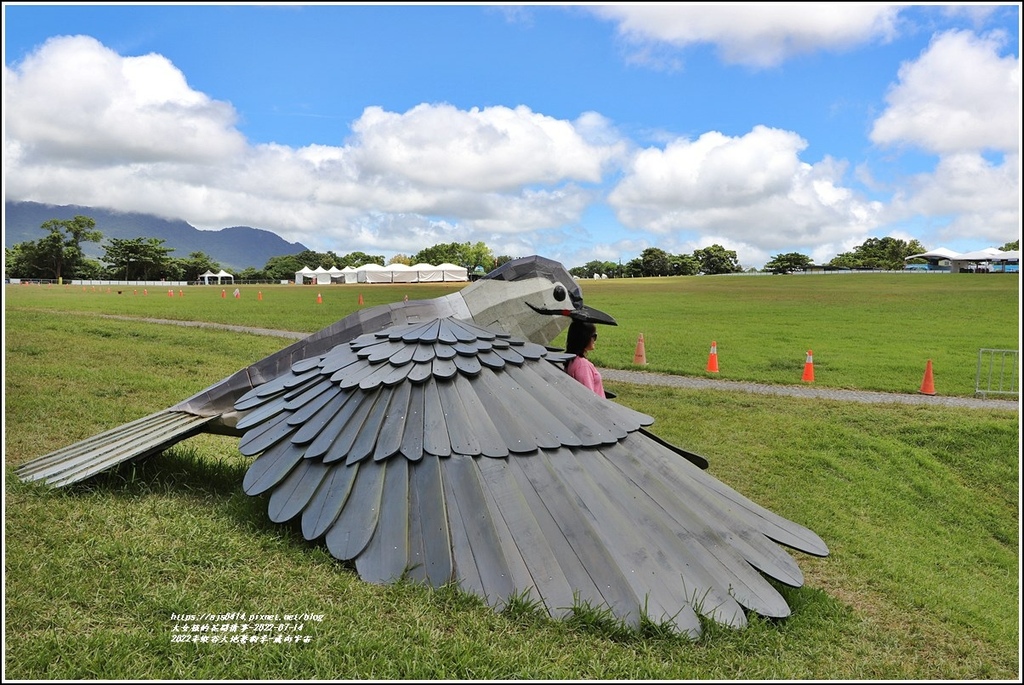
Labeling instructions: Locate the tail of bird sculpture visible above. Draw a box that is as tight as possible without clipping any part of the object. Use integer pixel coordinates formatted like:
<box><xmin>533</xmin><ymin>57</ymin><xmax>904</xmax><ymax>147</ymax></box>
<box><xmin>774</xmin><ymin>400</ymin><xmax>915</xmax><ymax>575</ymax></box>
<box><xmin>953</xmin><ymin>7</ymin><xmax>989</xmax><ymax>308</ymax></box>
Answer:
<box><xmin>15</xmin><ymin>411</ymin><xmax>218</xmax><ymax>488</ymax></box>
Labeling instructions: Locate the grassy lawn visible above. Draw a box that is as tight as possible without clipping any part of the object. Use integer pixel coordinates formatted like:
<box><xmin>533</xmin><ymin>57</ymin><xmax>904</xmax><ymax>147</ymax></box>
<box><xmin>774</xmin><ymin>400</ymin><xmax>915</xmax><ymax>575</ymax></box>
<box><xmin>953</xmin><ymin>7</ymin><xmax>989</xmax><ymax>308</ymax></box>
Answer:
<box><xmin>3</xmin><ymin>275</ymin><xmax>1020</xmax><ymax>680</ymax></box>
<box><xmin>6</xmin><ymin>271</ymin><xmax>1019</xmax><ymax>396</ymax></box>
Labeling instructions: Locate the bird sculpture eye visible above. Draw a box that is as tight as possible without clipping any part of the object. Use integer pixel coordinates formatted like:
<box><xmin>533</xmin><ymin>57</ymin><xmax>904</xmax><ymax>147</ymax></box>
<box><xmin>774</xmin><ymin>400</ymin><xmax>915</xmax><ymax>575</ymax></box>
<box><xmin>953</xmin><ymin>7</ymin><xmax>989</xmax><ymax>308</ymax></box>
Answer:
<box><xmin>553</xmin><ymin>284</ymin><xmax>566</xmax><ymax>301</ymax></box>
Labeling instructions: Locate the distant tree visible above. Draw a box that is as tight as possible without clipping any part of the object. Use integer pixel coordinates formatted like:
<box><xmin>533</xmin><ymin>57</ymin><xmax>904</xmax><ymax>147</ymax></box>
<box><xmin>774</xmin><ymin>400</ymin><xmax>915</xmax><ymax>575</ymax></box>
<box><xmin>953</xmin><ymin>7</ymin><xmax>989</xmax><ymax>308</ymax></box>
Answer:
<box><xmin>999</xmin><ymin>239</ymin><xmax>1019</xmax><ymax>251</ymax></box>
<box><xmin>829</xmin><ymin>237</ymin><xmax>925</xmax><ymax>270</ymax></box>
<box><xmin>263</xmin><ymin>254</ymin><xmax>307</xmax><ymax>281</ymax></box>
<box><xmin>493</xmin><ymin>255</ymin><xmax>515</xmax><ymax>269</ymax></box>
<box><xmin>339</xmin><ymin>251</ymin><xmax>384</xmax><ymax>268</ymax></box>
<box><xmin>101</xmin><ymin>237</ymin><xmax>174</xmax><ymax>280</ymax></box>
<box><xmin>694</xmin><ymin>244</ymin><xmax>742</xmax><ymax>274</ymax></box>
<box><xmin>624</xmin><ymin>257</ymin><xmax>643</xmax><ymax>278</ymax></box>
<box><xmin>19</xmin><ymin>215</ymin><xmax>104</xmax><ymax>282</ymax></box>
<box><xmin>414</xmin><ymin>242</ymin><xmax>494</xmax><ymax>271</ymax></box>
<box><xmin>639</xmin><ymin>247</ymin><xmax>671</xmax><ymax>276</ymax></box>
<box><xmin>764</xmin><ymin>252</ymin><xmax>812</xmax><ymax>274</ymax></box>
<box><xmin>669</xmin><ymin>253</ymin><xmax>701</xmax><ymax>276</ymax></box>
<box><xmin>237</xmin><ymin>266</ymin><xmax>268</xmax><ymax>282</ymax></box>
<box><xmin>388</xmin><ymin>254</ymin><xmax>413</xmax><ymax>266</ymax></box>
<box><xmin>176</xmin><ymin>251</ymin><xmax>220</xmax><ymax>282</ymax></box>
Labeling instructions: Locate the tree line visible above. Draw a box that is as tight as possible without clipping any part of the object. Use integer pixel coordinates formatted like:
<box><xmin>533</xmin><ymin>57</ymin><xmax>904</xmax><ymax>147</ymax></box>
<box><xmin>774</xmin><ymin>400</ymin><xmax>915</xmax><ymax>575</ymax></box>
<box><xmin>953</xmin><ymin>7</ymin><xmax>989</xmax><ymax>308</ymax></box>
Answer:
<box><xmin>4</xmin><ymin>214</ymin><xmax>1017</xmax><ymax>282</ymax></box>
<box><xmin>2</xmin><ymin>217</ymin><xmax>514</xmax><ymax>282</ymax></box>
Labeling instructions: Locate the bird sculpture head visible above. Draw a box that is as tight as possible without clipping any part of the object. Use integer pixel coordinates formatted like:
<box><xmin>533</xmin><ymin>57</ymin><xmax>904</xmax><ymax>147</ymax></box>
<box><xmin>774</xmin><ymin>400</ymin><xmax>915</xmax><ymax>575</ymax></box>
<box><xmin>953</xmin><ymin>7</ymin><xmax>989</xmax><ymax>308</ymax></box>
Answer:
<box><xmin>459</xmin><ymin>255</ymin><xmax>616</xmax><ymax>345</ymax></box>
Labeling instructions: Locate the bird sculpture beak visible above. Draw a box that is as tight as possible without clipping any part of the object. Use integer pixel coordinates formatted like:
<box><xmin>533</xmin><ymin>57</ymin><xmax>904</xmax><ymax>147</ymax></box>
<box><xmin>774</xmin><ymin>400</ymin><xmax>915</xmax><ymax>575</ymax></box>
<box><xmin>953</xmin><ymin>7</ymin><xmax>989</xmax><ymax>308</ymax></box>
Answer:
<box><xmin>526</xmin><ymin>301</ymin><xmax>618</xmax><ymax>325</ymax></box>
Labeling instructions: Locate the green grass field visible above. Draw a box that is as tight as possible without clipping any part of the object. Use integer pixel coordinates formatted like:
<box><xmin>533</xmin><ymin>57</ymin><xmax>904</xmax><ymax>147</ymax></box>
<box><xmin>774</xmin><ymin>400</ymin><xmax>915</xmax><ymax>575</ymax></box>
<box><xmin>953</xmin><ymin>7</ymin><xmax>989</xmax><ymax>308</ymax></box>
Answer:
<box><xmin>3</xmin><ymin>274</ymin><xmax>1020</xmax><ymax>680</ymax></box>
<box><xmin>5</xmin><ymin>272</ymin><xmax>1019</xmax><ymax>396</ymax></box>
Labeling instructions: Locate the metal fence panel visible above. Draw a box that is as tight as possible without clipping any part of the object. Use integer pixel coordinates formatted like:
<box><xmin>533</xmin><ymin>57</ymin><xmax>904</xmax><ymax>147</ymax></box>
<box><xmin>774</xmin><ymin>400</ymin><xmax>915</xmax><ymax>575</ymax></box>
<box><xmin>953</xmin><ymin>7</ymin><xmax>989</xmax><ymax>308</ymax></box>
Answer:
<box><xmin>975</xmin><ymin>349</ymin><xmax>1019</xmax><ymax>398</ymax></box>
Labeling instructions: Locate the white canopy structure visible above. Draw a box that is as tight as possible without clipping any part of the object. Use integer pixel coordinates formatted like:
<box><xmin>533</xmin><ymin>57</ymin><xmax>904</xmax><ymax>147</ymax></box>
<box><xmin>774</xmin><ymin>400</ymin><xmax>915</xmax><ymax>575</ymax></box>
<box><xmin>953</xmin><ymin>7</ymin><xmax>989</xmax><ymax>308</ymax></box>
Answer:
<box><xmin>437</xmin><ymin>263</ymin><xmax>469</xmax><ymax>282</ymax></box>
<box><xmin>907</xmin><ymin>247</ymin><xmax>1020</xmax><ymax>273</ymax></box>
<box><xmin>215</xmin><ymin>269</ymin><xmax>234</xmax><ymax>284</ymax></box>
<box><xmin>295</xmin><ymin>266</ymin><xmax>315</xmax><ymax>284</ymax></box>
<box><xmin>340</xmin><ymin>266</ymin><xmax>359</xmax><ymax>284</ymax></box>
<box><xmin>413</xmin><ymin>263</ymin><xmax>442</xmax><ymax>282</ymax></box>
<box><xmin>199</xmin><ymin>270</ymin><xmax>218</xmax><ymax>285</ymax></box>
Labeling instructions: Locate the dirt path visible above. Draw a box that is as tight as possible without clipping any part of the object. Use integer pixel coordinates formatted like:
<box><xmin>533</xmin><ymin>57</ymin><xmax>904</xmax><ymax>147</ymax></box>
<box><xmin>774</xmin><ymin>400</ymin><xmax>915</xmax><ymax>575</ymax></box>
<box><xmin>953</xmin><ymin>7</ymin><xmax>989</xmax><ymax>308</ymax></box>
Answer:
<box><xmin>100</xmin><ymin>314</ymin><xmax>1020</xmax><ymax>411</ymax></box>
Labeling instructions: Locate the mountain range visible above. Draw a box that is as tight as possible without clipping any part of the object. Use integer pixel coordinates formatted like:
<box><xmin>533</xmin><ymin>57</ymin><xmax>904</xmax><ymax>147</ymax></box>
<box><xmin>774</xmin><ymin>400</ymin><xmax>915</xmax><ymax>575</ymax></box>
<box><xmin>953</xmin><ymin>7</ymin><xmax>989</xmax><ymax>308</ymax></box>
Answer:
<box><xmin>4</xmin><ymin>201</ymin><xmax>309</xmax><ymax>271</ymax></box>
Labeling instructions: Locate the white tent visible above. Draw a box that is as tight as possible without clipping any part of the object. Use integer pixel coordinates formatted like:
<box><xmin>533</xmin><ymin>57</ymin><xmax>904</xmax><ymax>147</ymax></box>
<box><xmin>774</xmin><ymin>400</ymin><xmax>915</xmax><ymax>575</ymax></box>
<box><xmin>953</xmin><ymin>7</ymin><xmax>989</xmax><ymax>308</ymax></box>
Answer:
<box><xmin>412</xmin><ymin>263</ymin><xmax>442</xmax><ymax>282</ymax></box>
<box><xmin>312</xmin><ymin>266</ymin><xmax>332</xmax><ymax>285</ymax></box>
<box><xmin>357</xmin><ymin>263</ymin><xmax>390</xmax><ymax>283</ymax></box>
<box><xmin>437</xmin><ymin>263</ymin><xmax>469</xmax><ymax>282</ymax></box>
<box><xmin>340</xmin><ymin>266</ymin><xmax>359</xmax><ymax>284</ymax></box>
<box><xmin>199</xmin><ymin>270</ymin><xmax>218</xmax><ymax>285</ymax></box>
<box><xmin>950</xmin><ymin>248</ymin><xmax>1007</xmax><ymax>273</ymax></box>
<box><xmin>215</xmin><ymin>269</ymin><xmax>234</xmax><ymax>284</ymax></box>
<box><xmin>905</xmin><ymin>247</ymin><xmax>959</xmax><ymax>261</ymax></box>
<box><xmin>385</xmin><ymin>263</ymin><xmax>417</xmax><ymax>283</ymax></box>
<box><xmin>295</xmin><ymin>266</ymin><xmax>315</xmax><ymax>284</ymax></box>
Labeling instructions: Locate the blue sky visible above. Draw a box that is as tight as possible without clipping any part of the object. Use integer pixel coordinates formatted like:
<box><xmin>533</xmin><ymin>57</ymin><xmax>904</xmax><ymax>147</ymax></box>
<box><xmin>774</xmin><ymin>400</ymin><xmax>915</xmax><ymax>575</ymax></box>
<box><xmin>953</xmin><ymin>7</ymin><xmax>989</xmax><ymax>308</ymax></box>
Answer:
<box><xmin>3</xmin><ymin>3</ymin><xmax>1020</xmax><ymax>269</ymax></box>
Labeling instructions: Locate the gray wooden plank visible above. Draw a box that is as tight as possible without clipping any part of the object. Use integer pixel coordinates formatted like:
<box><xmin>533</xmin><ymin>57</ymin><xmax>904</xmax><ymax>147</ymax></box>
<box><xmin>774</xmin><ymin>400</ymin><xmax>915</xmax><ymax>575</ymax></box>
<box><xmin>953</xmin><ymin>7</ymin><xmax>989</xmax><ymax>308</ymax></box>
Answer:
<box><xmin>603</xmin><ymin>439</ymin><xmax>790</xmax><ymax>618</ymax></box>
<box><xmin>289</xmin><ymin>390</ymin><xmax>350</xmax><ymax>445</ymax></box>
<box><xmin>412</xmin><ymin>344</ymin><xmax>435</xmax><ymax>364</ymax></box>
<box><xmin>268</xmin><ymin>458</ymin><xmax>331</xmax><ymax>523</ymax></box>
<box><xmin>441</xmin><ymin>453</ymin><xmax>516</xmax><ymax>606</ymax></box>
<box><xmin>325</xmin><ymin>458</ymin><xmax>386</xmax><ymax>560</ymax></box>
<box><xmin>404</xmin><ymin>318</ymin><xmax>440</xmax><ymax>343</ymax></box>
<box><xmin>506</xmin><ymin>363</ymin><xmax>621</xmax><ymax>446</ymax></box>
<box><xmin>452</xmin><ymin>354</ymin><xmax>482</xmax><ymax>376</ymax></box>
<box><xmin>238</xmin><ymin>410</ymin><xmax>297</xmax><ymax>457</ymax></box>
<box><xmin>431</xmin><ymin>356</ymin><xmax>458</xmax><ymax>380</ymax></box>
<box><xmin>433</xmin><ymin>343</ymin><xmax>457</xmax><ymax>360</ymax></box>
<box><xmin>508</xmin><ymin>449</ymin><xmax>644</xmax><ymax>627</ymax></box>
<box><xmin>468</xmin><ymin>370</ymin><xmax>539</xmax><ymax>454</ymax></box>
<box><xmin>242</xmin><ymin>438</ymin><xmax>305</xmax><ymax>496</ymax></box>
<box><xmin>301</xmin><ymin>463</ymin><xmax>358</xmax><ymax>540</ymax></box>
<box><xmin>475</xmin><ymin>454</ymin><xmax>576</xmax><ymax>618</ymax></box>
<box><xmin>285</xmin><ymin>384</ymin><xmax>344</xmax><ymax>428</ymax></box>
<box><xmin>398</xmin><ymin>382</ymin><xmax>426</xmax><ymax>462</ymax></box>
<box><xmin>321</xmin><ymin>391</ymin><xmax>379</xmax><ymax>464</ymax></box>
<box><xmin>435</xmin><ymin>378</ymin><xmax>482</xmax><ymax>456</ymax></box>
<box><xmin>282</xmin><ymin>376</ymin><xmax>336</xmax><ymax>412</ymax></box>
<box><xmin>406</xmin><ymin>455</ymin><xmax>453</xmax><ymax>586</ymax></box>
<box><xmin>451</xmin><ymin>373</ymin><xmax>508</xmax><ymax>458</ymax></box>
<box><xmin>557</xmin><ymin>445</ymin><xmax>734</xmax><ymax>633</ymax></box>
<box><xmin>406</xmin><ymin>361</ymin><xmax>433</xmax><ymax>384</ymax></box>
<box><xmin>421</xmin><ymin>377</ymin><xmax>452</xmax><ymax>457</ymax></box>
<box><xmin>346</xmin><ymin>388</ymin><xmax>393</xmax><ymax>465</ymax></box>
<box><xmin>302</xmin><ymin>390</ymin><xmax>360</xmax><ymax>459</ymax></box>
<box><xmin>374</xmin><ymin>380</ymin><xmax>412</xmax><ymax>462</ymax></box>
<box><xmin>487</xmin><ymin>366</ymin><xmax>582</xmax><ymax>449</ymax></box>
<box><xmin>355</xmin><ymin>459</ymin><xmax>410</xmax><ymax>583</ymax></box>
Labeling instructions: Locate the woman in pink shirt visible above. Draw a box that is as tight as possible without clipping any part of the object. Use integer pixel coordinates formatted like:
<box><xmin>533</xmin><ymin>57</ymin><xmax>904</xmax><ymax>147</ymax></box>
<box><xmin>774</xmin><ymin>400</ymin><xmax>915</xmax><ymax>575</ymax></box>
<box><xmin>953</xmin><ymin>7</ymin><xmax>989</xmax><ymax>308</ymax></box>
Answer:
<box><xmin>564</xmin><ymin>320</ymin><xmax>605</xmax><ymax>398</ymax></box>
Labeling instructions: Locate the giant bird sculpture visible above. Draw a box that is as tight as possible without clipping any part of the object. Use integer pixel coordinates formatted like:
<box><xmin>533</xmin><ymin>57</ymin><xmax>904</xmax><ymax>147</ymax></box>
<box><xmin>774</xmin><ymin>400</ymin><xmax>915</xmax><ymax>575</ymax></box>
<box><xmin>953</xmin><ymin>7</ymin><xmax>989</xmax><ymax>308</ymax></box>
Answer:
<box><xmin>16</xmin><ymin>255</ymin><xmax>828</xmax><ymax>638</ymax></box>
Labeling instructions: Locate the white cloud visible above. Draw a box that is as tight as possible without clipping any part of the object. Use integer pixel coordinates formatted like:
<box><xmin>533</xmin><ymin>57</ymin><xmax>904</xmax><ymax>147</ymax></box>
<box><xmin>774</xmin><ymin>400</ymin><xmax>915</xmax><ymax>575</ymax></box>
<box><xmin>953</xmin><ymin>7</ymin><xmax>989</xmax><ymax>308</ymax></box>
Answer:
<box><xmin>607</xmin><ymin>126</ymin><xmax>885</xmax><ymax>265</ymax></box>
<box><xmin>3</xmin><ymin>35</ymin><xmax>627</xmax><ymax>258</ymax></box>
<box><xmin>589</xmin><ymin>4</ymin><xmax>901</xmax><ymax>68</ymax></box>
<box><xmin>885</xmin><ymin>152</ymin><xmax>1020</xmax><ymax>245</ymax></box>
<box><xmin>870</xmin><ymin>30</ymin><xmax>1020</xmax><ymax>155</ymax></box>
<box><xmin>4</xmin><ymin>35</ymin><xmax>247</xmax><ymax>164</ymax></box>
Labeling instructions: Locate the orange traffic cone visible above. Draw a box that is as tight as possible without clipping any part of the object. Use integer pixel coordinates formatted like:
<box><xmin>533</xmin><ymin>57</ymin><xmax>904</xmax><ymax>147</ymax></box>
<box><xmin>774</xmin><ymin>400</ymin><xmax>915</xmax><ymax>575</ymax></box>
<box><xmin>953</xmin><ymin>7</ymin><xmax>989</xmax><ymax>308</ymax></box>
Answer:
<box><xmin>358</xmin><ymin>293</ymin><xmax>364</xmax><ymax>306</ymax></box>
<box><xmin>168</xmin><ymin>289</ymin><xmax>173</xmax><ymax>297</ymax></box>
<box><xmin>179</xmin><ymin>290</ymin><xmax>184</xmax><ymax>297</ymax></box>
<box><xmin>919</xmin><ymin>359</ymin><xmax>936</xmax><ymax>395</ymax></box>
<box><xmin>316</xmin><ymin>292</ymin><xmax>323</xmax><ymax>304</ymax></box>
<box><xmin>258</xmin><ymin>291</ymin><xmax>263</xmax><ymax>301</ymax></box>
<box><xmin>706</xmin><ymin>341</ymin><xmax>719</xmax><ymax>373</ymax></box>
<box><xmin>633</xmin><ymin>334</ymin><xmax>647</xmax><ymax>365</ymax></box>
<box><xmin>221</xmin><ymin>289</ymin><xmax>226</xmax><ymax>298</ymax></box>
<box><xmin>802</xmin><ymin>350</ymin><xmax>815</xmax><ymax>383</ymax></box>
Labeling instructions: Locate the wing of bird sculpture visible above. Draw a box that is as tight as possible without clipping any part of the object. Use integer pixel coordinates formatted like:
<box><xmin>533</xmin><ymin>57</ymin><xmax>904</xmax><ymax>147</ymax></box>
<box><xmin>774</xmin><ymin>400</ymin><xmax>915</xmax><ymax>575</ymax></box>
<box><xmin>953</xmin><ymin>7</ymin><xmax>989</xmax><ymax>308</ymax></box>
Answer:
<box><xmin>15</xmin><ymin>255</ymin><xmax>606</xmax><ymax>487</ymax></box>
<box><xmin>233</xmin><ymin>316</ymin><xmax>829</xmax><ymax>638</ymax></box>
